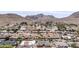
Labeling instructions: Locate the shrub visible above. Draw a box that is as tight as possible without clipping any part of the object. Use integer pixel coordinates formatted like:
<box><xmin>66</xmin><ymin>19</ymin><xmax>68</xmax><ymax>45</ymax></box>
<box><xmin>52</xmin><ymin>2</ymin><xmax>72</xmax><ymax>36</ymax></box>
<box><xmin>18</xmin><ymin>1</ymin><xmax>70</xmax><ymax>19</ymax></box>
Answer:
<box><xmin>17</xmin><ymin>37</ymin><xmax>23</xmax><ymax>44</ymax></box>
<box><xmin>0</xmin><ymin>44</ymin><xmax>13</xmax><ymax>48</ymax></box>
<box><xmin>71</xmin><ymin>43</ymin><xmax>79</xmax><ymax>48</ymax></box>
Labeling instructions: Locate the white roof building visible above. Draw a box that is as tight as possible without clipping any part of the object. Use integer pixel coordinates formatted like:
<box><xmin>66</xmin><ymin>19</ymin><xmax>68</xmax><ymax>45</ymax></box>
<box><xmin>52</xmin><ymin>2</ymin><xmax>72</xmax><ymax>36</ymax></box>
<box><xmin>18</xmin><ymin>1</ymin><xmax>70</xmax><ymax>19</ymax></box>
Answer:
<box><xmin>20</xmin><ymin>40</ymin><xmax>36</xmax><ymax>47</ymax></box>
<box><xmin>20</xmin><ymin>26</ymin><xmax>26</xmax><ymax>31</ymax></box>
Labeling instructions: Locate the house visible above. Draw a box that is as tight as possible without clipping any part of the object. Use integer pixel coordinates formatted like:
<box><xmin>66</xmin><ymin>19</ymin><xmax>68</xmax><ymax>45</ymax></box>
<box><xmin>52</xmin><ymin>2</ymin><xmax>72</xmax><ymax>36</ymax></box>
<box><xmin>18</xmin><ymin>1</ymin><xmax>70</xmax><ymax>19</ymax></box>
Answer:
<box><xmin>47</xmin><ymin>32</ymin><xmax>60</xmax><ymax>39</ymax></box>
<box><xmin>20</xmin><ymin>26</ymin><xmax>27</xmax><ymax>31</ymax></box>
<box><xmin>0</xmin><ymin>38</ymin><xmax>17</xmax><ymax>46</ymax></box>
<box><xmin>36</xmin><ymin>41</ymin><xmax>52</xmax><ymax>48</ymax></box>
<box><xmin>54</xmin><ymin>42</ymin><xmax>68</xmax><ymax>48</ymax></box>
<box><xmin>36</xmin><ymin>25</ymin><xmax>41</xmax><ymax>30</ymax></box>
<box><xmin>75</xmin><ymin>36</ymin><xmax>79</xmax><ymax>41</ymax></box>
<box><xmin>62</xmin><ymin>35</ymin><xmax>72</xmax><ymax>39</ymax></box>
<box><xmin>61</xmin><ymin>32</ymin><xmax>76</xmax><ymax>40</ymax></box>
<box><xmin>0</xmin><ymin>39</ymin><xmax>5</xmax><ymax>42</ymax></box>
<box><xmin>19</xmin><ymin>40</ymin><xmax>36</xmax><ymax>48</ymax></box>
<box><xmin>10</xmin><ymin>33</ymin><xmax>19</xmax><ymax>38</ymax></box>
<box><xmin>41</xmin><ymin>25</ymin><xmax>46</xmax><ymax>30</ymax></box>
<box><xmin>0</xmin><ymin>30</ymin><xmax>7</xmax><ymax>34</ymax></box>
<box><xmin>65</xmin><ymin>24</ymin><xmax>78</xmax><ymax>31</ymax></box>
<box><xmin>51</xmin><ymin>25</ymin><xmax>58</xmax><ymax>31</ymax></box>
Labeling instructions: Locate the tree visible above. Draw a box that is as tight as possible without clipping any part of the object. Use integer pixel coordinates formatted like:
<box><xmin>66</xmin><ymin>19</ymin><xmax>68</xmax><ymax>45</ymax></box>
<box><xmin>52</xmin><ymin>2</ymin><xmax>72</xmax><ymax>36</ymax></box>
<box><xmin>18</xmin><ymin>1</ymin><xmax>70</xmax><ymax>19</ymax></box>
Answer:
<box><xmin>17</xmin><ymin>37</ymin><xmax>23</xmax><ymax>44</ymax></box>
<box><xmin>71</xmin><ymin>43</ymin><xmax>79</xmax><ymax>48</ymax></box>
<box><xmin>56</xmin><ymin>24</ymin><xmax>66</xmax><ymax>31</ymax></box>
<box><xmin>12</xmin><ymin>29</ymin><xmax>18</xmax><ymax>33</ymax></box>
<box><xmin>20</xmin><ymin>22</ymin><xmax>27</xmax><ymax>25</ymax></box>
<box><xmin>7</xmin><ymin>28</ymin><xmax>10</xmax><ymax>32</ymax></box>
<box><xmin>37</xmin><ymin>29</ymin><xmax>41</xmax><ymax>34</ymax></box>
<box><xmin>5</xmin><ymin>36</ymin><xmax>10</xmax><ymax>41</ymax></box>
<box><xmin>69</xmin><ymin>24</ymin><xmax>77</xmax><ymax>27</ymax></box>
<box><xmin>45</xmin><ymin>21</ymin><xmax>52</xmax><ymax>27</ymax></box>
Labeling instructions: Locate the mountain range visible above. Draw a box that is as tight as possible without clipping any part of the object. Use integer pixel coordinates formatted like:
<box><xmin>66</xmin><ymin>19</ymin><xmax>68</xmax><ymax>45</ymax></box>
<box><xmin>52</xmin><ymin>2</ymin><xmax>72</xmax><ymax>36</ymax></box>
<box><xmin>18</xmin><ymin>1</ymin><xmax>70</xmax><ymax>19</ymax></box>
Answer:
<box><xmin>0</xmin><ymin>11</ymin><xmax>79</xmax><ymax>26</ymax></box>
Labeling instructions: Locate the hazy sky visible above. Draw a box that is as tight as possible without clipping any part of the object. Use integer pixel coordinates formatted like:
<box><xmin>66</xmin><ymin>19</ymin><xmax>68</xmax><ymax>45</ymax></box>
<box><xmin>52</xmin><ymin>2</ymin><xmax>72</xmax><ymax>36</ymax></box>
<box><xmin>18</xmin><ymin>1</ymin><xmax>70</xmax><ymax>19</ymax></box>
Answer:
<box><xmin>0</xmin><ymin>0</ymin><xmax>78</xmax><ymax>18</ymax></box>
<box><xmin>0</xmin><ymin>0</ymin><xmax>78</xmax><ymax>11</ymax></box>
<box><xmin>0</xmin><ymin>11</ymin><xmax>75</xmax><ymax>18</ymax></box>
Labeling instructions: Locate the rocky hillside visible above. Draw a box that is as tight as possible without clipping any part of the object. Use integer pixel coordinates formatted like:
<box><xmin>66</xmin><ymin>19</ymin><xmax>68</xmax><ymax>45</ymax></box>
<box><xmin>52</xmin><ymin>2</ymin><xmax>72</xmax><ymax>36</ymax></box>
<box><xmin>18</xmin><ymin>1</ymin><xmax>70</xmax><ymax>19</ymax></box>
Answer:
<box><xmin>0</xmin><ymin>11</ymin><xmax>79</xmax><ymax>26</ymax></box>
<box><xmin>25</xmin><ymin>11</ymin><xmax>79</xmax><ymax>24</ymax></box>
<box><xmin>60</xmin><ymin>11</ymin><xmax>79</xmax><ymax>24</ymax></box>
<box><xmin>25</xmin><ymin>13</ymin><xmax>60</xmax><ymax>24</ymax></box>
<box><xmin>0</xmin><ymin>13</ymin><xmax>28</xmax><ymax>26</ymax></box>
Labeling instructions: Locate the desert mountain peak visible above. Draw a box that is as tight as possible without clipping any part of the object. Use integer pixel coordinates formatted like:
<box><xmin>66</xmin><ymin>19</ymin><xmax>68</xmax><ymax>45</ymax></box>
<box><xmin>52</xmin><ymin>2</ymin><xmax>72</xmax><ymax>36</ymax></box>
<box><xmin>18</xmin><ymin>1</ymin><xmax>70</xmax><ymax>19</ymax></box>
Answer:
<box><xmin>69</xmin><ymin>11</ymin><xmax>79</xmax><ymax>18</ymax></box>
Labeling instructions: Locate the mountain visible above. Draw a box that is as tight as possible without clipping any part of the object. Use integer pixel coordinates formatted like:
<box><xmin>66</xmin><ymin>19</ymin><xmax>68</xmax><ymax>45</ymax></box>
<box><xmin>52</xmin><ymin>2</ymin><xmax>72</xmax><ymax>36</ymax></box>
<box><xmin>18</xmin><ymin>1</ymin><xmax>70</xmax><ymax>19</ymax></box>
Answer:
<box><xmin>25</xmin><ymin>12</ymin><xmax>79</xmax><ymax>24</ymax></box>
<box><xmin>60</xmin><ymin>11</ymin><xmax>79</xmax><ymax>24</ymax></box>
<box><xmin>0</xmin><ymin>12</ymin><xmax>79</xmax><ymax>26</ymax></box>
<box><xmin>69</xmin><ymin>11</ymin><xmax>79</xmax><ymax>18</ymax></box>
<box><xmin>0</xmin><ymin>13</ymin><xmax>27</xmax><ymax>26</ymax></box>
<box><xmin>25</xmin><ymin>13</ymin><xmax>59</xmax><ymax>23</ymax></box>
<box><xmin>25</xmin><ymin>14</ymin><xmax>55</xmax><ymax>20</ymax></box>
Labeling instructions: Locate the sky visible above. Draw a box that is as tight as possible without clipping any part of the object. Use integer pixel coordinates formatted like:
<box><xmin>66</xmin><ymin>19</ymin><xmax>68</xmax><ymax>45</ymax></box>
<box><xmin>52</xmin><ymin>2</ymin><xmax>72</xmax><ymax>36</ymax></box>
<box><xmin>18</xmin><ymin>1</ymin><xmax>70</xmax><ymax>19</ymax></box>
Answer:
<box><xmin>0</xmin><ymin>0</ymin><xmax>78</xmax><ymax>11</ymax></box>
<box><xmin>0</xmin><ymin>0</ymin><xmax>78</xmax><ymax>18</ymax></box>
<box><xmin>0</xmin><ymin>11</ymin><xmax>75</xmax><ymax>18</ymax></box>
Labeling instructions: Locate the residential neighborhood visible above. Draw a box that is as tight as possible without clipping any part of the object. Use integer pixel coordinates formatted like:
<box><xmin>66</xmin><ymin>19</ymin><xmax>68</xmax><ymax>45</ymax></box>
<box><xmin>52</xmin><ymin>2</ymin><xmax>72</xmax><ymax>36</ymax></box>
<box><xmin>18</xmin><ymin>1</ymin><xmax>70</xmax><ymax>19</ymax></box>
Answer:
<box><xmin>0</xmin><ymin>21</ymin><xmax>79</xmax><ymax>48</ymax></box>
<box><xmin>0</xmin><ymin>11</ymin><xmax>79</xmax><ymax>48</ymax></box>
